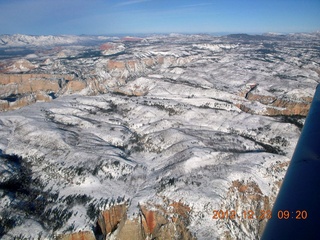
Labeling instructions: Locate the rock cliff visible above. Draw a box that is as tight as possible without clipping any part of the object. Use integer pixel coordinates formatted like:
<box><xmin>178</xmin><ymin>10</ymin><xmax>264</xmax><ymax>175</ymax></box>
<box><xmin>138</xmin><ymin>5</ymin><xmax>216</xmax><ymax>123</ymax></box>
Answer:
<box><xmin>60</xmin><ymin>201</ymin><xmax>195</xmax><ymax>240</ymax></box>
<box><xmin>0</xmin><ymin>73</ymin><xmax>86</xmax><ymax>111</ymax></box>
<box><xmin>0</xmin><ymin>33</ymin><xmax>319</xmax><ymax>240</ymax></box>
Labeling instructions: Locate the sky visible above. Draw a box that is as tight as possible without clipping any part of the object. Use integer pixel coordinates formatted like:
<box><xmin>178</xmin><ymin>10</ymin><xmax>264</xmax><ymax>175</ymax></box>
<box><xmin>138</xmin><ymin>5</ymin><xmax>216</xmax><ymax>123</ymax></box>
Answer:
<box><xmin>0</xmin><ymin>0</ymin><xmax>319</xmax><ymax>35</ymax></box>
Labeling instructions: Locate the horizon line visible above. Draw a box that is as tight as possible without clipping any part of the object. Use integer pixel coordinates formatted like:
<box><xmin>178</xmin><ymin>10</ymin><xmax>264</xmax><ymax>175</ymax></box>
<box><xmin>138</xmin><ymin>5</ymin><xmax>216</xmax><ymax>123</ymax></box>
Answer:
<box><xmin>1</xmin><ymin>30</ymin><xmax>319</xmax><ymax>37</ymax></box>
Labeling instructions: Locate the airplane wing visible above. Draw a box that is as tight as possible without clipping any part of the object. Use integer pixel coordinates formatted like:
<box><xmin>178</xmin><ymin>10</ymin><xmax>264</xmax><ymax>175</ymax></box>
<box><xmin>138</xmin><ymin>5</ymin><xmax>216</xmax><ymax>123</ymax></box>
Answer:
<box><xmin>262</xmin><ymin>84</ymin><xmax>320</xmax><ymax>240</ymax></box>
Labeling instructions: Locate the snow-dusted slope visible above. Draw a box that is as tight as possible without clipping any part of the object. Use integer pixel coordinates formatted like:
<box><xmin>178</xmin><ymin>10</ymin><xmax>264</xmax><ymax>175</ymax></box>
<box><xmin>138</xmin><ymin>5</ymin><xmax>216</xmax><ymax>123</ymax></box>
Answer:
<box><xmin>0</xmin><ymin>93</ymin><xmax>298</xmax><ymax>239</ymax></box>
<box><xmin>0</xmin><ymin>33</ymin><xmax>319</xmax><ymax>239</ymax></box>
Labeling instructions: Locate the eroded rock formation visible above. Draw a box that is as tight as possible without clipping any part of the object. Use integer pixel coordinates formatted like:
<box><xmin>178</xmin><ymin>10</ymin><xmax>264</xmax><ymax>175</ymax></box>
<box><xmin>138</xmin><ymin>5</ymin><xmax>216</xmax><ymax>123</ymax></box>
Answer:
<box><xmin>57</xmin><ymin>231</ymin><xmax>96</xmax><ymax>240</ymax></box>
<box><xmin>98</xmin><ymin>204</ymin><xmax>127</xmax><ymax>235</ymax></box>
<box><xmin>0</xmin><ymin>73</ymin><xmax>86</xmax><ymax>111</ymax></box>
<box><xmin>218</xmin><ymin>160</ymin><xmax>290</xmax><ymax>239</ymax></box>
<box><xmin>59</xmin><ymin>201</ymin><xmax>195</xmax><ymax>240</ymax></box>
<box><xmin>238</xmin><ymin>84</ymin><xmax>312</xmax><ymax>116</ymax></box>
<box><xmin>2</xmin><ymin>59</ymin><xmax>38</xmax><ymax>73</ymax></box>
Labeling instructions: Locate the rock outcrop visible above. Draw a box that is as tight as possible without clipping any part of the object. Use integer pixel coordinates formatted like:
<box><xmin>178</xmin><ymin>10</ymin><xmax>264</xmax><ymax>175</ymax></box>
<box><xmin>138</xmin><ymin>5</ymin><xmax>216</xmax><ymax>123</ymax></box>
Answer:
<box><xmin>0</xmin><ymin>53</ymin><xmax>199</xmax><ymax>111</ymax></box>
<box><xmin>0</xmin><ymin>92</ymin><xmax>52</xmax><ymax>111</ymax></box>
<box><xmin>98</xmin><ymin>204</ymin><xmax>127</xmax><ymax>235</ymax></box>
<box><xmin>57</xmin><ymin>231</ymin><xmax>96</xmax><ymax>240</ymax></box>
<box><xmin>0</xmin><ymin>73</ymin><xmax>72</xmax><ymax>85</ymax></box>
<box><xmin>62</xmin><ymin>80</ymin><xmax>87</xmax><ymax>94</ymax></box>
<box><xmin>100</xmin><ymin>43</ymin><xmax>125</xmax><ymax>56</ymax></box>
<box><xmin>99</xmin><ymin>202</ymin><xmax>194</xmax><ymax>240</ymax></box>
<box><xmin>218</xmin><ymin>180</ymin><xmax>272</xmax><ymax>239</ymax></box>
<box><xmin>59</xmin><ymin>201</ymin><xmax>195</xmax><ymax>240</ymax></box>
<box><xmin>0</xmin><ymin>73</ymin><xmax>86</xmax><ymax>111</ymax></box>
<box><xmin>2</xmin><ymin>59</ymin><xmax>38</xmax><ymax>73</ymax></box>
<box><xmin>218</xmin><ymin>160</ymin><xmax>290</xmax><ymax>239</ymax></box>
<box><xmin>238</xmin><ymin>84</ymin><xmax>312</xmax><ymax>116</ymax></box>
<box><xmin>265</xmin><ymin>97</ymin><xmax>311</xmax><ymax>116</ymax></box>
<box><xmin>105</xmin><ymin>55</ymin><xmax>196</xmax><ymax>79</ymax></box>
<box><xmin>1</xmin><ymin>33</ymin><xmax>319</xmax><ymax>240</ymax></box>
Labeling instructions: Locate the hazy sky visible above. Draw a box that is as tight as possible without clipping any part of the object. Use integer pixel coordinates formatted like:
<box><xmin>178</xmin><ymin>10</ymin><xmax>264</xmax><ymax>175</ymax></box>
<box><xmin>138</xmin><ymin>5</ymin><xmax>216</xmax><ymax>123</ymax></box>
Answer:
<box><xmin>0</xmin><ymin>0</ymin><xmax>319</xmax><ymax>35</ymax></box>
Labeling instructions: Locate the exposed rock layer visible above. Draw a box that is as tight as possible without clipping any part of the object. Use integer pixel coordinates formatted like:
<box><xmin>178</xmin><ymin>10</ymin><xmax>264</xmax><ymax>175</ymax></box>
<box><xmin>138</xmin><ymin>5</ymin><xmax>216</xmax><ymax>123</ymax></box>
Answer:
<box><xmin>0</xmin><ymin>33</ymin><xmax>319</xmax><ymax>239</ymax></box>
<box><xmin>0</xmin><ymin>73</ymin><xmax>86</xmax><ymax>111</ymax></box>
<box><xmin>112</xmin><ymin>202</ymin><xmax>193</xmax><ymax>239</ymax></box>
<box><xmin>57</xmin><ymin>231</ymin><xmax>96</xmax><ymax>240</ymax></box>
<box><xmin>238</xmin><ymin>89</ymin><xmax>312</xmax><ymax>116</ymax></box>
<box><xmin>62</xmin><ymin>201</ymin><xmax>195</xmax><ymax>240</ymax></box>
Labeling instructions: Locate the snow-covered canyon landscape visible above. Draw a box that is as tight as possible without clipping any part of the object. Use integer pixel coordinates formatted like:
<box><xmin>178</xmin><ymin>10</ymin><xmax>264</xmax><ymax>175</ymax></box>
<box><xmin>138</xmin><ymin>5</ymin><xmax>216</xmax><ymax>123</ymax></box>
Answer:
<box><xmin>0</xmin><ymin>32</ymin><xmax>319</xmax><ymax>239</ymax></box>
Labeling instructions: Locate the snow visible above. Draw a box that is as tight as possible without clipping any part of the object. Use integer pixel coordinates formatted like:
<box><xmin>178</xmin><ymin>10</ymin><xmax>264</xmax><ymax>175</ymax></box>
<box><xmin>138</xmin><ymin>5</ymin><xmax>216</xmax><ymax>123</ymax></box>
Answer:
<box><xmin>2</xmin><ymin>219</ymin><xmax>48</xmax><ymax>240</ymax></box>
<box><xmin>0</xmin><ymin>32</ymin><xmax>319</xmax><ymax>239</ymax></box>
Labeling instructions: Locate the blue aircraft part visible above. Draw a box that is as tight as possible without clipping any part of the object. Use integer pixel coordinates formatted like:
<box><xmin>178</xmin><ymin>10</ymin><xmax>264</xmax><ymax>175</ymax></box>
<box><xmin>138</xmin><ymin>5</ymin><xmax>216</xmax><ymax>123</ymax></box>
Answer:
<box><xmin>262</xmin><ymin>84</ymin><xmax>320</xmax><ymax>240</ymax></box>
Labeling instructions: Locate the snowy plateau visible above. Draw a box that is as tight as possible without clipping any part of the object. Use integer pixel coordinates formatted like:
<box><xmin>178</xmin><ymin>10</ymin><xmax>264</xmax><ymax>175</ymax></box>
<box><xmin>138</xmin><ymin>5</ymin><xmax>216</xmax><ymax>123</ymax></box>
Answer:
<box><xmin>0</xmin><ymin>32</ymin><xmax>319</xmax><ymax>239</ymax></box>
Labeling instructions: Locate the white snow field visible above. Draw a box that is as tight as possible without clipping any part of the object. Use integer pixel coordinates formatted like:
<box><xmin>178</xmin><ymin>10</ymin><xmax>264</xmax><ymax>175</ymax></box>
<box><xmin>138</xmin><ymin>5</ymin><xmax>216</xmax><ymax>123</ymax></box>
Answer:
<box><xmin>0</xmin><ymin>32</ymin><xmax>319</xmax><ymax>239</ymax></box>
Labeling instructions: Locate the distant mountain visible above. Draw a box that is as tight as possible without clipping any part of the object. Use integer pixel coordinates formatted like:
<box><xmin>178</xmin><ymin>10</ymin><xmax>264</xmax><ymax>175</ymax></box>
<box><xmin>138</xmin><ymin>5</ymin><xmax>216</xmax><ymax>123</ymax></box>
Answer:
<box><xmin>0</xmin><ymin>34</ymin><xmax>117</xmax><ymax>47</ymax></box>
<box><xmin>0</xmin><ymin>32</ymin><xmax>319</xmax><ymax>239</ymax></box>
<box><xmin>1</xmin><ymin>32</ymin><xmax>319</xmax><ymax>48</ymax></box>
<box><xmin>226</xmin><ymin>31</ymin><xmax>320</xmax><ymax>41</ymax></box>
<box><xmin>226</xmin><ymin>33</ymin><xmax>286</xmax><ymax>41</ymax></box>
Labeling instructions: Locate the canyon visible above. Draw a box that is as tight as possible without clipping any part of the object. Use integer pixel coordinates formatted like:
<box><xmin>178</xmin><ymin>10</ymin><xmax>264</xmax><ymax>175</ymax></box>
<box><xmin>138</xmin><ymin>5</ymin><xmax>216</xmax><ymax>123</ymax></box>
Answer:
<box><xmin>0</xmin><ymin>32</ymin><xmax>319</xmax><ymax>239</ymax></box>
